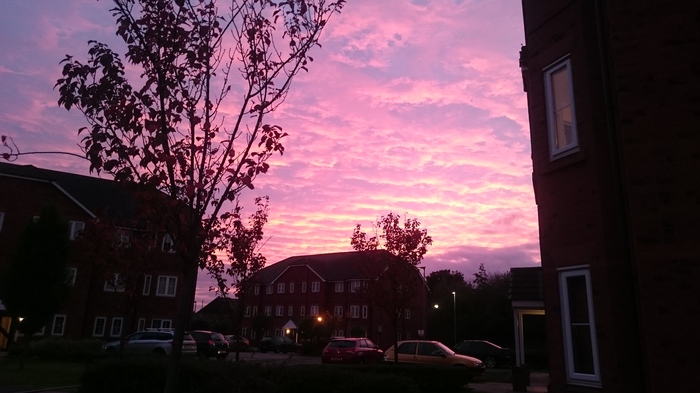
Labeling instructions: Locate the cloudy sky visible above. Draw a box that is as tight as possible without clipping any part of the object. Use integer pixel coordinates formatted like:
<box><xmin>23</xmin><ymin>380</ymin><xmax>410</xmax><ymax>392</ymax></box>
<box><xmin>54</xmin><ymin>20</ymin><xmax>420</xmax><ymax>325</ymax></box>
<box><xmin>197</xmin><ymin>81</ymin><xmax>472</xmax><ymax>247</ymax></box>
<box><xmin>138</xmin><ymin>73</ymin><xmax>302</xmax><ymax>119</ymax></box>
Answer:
<box><xmin>0</xmin><ymin>0</ymin><xmax>539</xmax><ymax>305</ymax></box>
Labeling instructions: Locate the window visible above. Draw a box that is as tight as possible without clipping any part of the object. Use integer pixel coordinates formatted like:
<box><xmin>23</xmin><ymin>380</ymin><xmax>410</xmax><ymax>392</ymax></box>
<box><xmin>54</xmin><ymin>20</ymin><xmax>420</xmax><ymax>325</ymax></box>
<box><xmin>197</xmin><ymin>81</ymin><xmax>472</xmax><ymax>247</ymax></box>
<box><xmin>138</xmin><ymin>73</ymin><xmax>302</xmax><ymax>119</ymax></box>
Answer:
<box><xmin>351</xmin><ymin>280</ymin><xmax>361</xmax><ymax>293</ymax></box>
<box><xmin>137</xmin><ymin>318</ymin><xmax>146</xmax><ymax>332</ymax></box>
<box><xmin>301</xmin><ymin>282</ymin><xmax>307</xmax><ymax>293</ymax></box>
<box><xmin>560</xmin><ymin>267</ymin><xmax>601</xmax><ymax>386</ymax></box>
<box><xmin>300</xmin><ymin>306</ymin><xmax>306</xmax><ymax>317</ymax></box>
<box><xmin>335</xmin><ymin>282</ymin><xmax>344</xmax><ymax>293</ymax></box>
<box><xmin>251</xmin><ymin>330</ymin><xmax>256</xmax><ymax>339</ymax></box>
<box><xmin>276</xmin><ymin>305</ymin><xmax>283</xmax><ymax>316</ymax></box>
<box><xmin>362</xmin><ymin>305</ymin><xmax>368</xmax><ymax>319</ymax></box>
<box><xmin>265</xmin><ymin>306</ymin><xmax>272</xmax><ymax>316</ymax></box>
<box><xmin>350</xmin><ymin>305</ymin><xmax>360</xmax><ymax>318</ymax></box>
<box><xmin>143</xmin><ymin>275</ymin><xmax>152</xmax><ymax>295</ymax></box>
<box><xmin>93</xmin><ymin>317</ymin><xmax>106</xmax><ymax>336</ymax></box>
<box><xmin>405</xmin><ymin>309</ymin><xmax>411</xmax><ymax>320</ymax></box>
<box><xmin>252</xmin><ymin>306</ymin><xmax>258</xmax><ymax>316</ymax></box>
<box><xmin>545</xmin><ymin>58</ymin><xmax>579</xmax><ymax>159</ymax></box>
<box><xmin>274</xmin><ymin>329</ymin><xmax>280</xmax><ymax>337</ymax></box>
<box><xmin>104</xmin><ymin>273</ymin><xmax>125</xmax><ymax>292</ymax></box>
<box><xmin>277</xmin><ymin>283</ymin><xmax>285</xmax><ymax>294</ymax></box>
<box><xmin>244</xmin><ymin>306</ymin><xmax>251</xmax><ymax>317</ymax></box>
<box><xmin>254</xmin><ymin>285</ymin><xmax>260</xmax><ymax>295</ymax></box>
<box><xmin>334</xmin><ymin>306</ymin><xmax>343</xmax><ymax>317</ymax></box>
<box><xmin>51</xmin><ymin>315</ymin><xmax>66</xmax><ymax>336</ymax></box>
<box><xmin>156</xmin><ymin>276</ymin><xmax>177</xmax><ymax>297</ymax></box>
<box><xmin>266</xmin><ymin>285</ymin><xmax>273</xmax><ymax>294</ymax></box>
<box><xmin>151</xmin><ymin>319</ymin><xmax>171</xmax><ymax>329</ymax></box>
<box><xmin>288</xmin><ymin>305</ymin><xmax>293</xmax><ymax>316</ymax></box>
<box><xmin>65</xmin><ymin>267</ymin><xmax>77</xmax><ymax>286</ymax></box>
<box><xmin>113</xmin><ymin>229</ymin><xmax>130</xmax><ymax>248</ymax></box>
<box><xmin>0</xmin><ymin>212</ymin><xmax>4</xmax><ymax>232</ymax></box>
<box><xmin>110</xmin><ymin>318</ymin><xmax>123</xmax><ymax>337</ymax></box>
<box><xmin>162</xmin><ymin>234</ymin><xmax>175</xmax><ymax>253</ymax></box>
<box><xmin>397</xmin><ymin>342</ymin><xmax>417</xmax><ymax>355</ymax></box>
<box><xmin>310</xmin><ymin>305</ymin><xmax>319</xmax><ymax>316</ymax></box>
<box><xmin>289</xmin><ymin>282</ymin><xmax>295</xmax><ymax>293</ymax></box>
<box><xmin>69</xmin><ymin>221</ymin><xmax>84</xmax><ymax>240</ymax></box>
<box><xmin>241</xmin><ymin>327</ymin><xmax>248</xmax><ymax>338</ymax></box>
<box><xmin>311</xmin><ymin>282</ymin><xmax>320</xmax><ymax>292</ymax></box>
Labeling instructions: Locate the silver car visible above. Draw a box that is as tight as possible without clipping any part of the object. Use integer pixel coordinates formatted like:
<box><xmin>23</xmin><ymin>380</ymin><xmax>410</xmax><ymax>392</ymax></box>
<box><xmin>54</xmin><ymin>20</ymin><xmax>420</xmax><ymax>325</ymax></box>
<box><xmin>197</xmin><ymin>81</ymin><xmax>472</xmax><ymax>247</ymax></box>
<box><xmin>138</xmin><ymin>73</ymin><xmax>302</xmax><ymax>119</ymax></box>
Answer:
<box><xmin>102</xmin><ymin>329</ymin><xmax>197</xmax><ymax>356</ymax></box>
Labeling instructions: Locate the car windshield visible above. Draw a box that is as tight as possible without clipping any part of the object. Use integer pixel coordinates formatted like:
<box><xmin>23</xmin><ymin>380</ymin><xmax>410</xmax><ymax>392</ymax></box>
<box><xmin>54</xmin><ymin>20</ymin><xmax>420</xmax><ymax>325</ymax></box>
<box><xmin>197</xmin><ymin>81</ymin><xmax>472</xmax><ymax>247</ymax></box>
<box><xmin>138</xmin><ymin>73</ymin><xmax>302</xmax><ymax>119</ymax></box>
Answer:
<box><xmin>328</xmin><ymin>340</ymin><xmax>356</xmax><ymax>348</ymax></box>
<box><xmin>211</xmin><ymin>333</ymin><xmax>225</xmax><ymax>341</ymax></box>
<box><xmin>434</xmin><ymin>341</ymin><xmax>456</xmax><ymax>355</ymax></box>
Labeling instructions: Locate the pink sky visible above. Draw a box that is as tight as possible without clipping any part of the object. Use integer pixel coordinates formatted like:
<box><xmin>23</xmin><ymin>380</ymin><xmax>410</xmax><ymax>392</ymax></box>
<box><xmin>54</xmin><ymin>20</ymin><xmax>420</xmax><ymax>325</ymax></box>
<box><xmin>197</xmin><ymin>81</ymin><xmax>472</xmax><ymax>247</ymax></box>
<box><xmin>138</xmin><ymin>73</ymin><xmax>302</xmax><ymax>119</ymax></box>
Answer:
<box><xmin>0</xmin><ymin>0</ymin><xmax>539</xmax><ymax>306</ymax></box>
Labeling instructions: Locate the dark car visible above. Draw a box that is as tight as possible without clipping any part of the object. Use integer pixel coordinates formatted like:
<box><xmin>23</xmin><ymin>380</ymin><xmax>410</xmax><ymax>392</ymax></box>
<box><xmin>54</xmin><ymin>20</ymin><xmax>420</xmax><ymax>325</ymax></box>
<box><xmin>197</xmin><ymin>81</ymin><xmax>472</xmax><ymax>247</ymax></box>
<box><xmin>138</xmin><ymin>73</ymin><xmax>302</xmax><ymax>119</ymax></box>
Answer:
<box><xmin>258</xmin><ymin>336</ymin><xmax>300</xmax><ymax>354</ymax></box>
<box><xmin>189</xmin><ymin>330</ymin><xmax>229</xmax><ymax>359</ymax></box>
<box><xmin>321</xmin><ymin>337</ymin><xmax>385</xmax><ymax>364</ymax></box>
<box><xmin>452</xmin><ymin>340</ymin><xmax>512</xmax><ymax>368</ymax></box>
<box><xmin>225</xmin><ymin>335</ymin><xmax>250</xmax><ymax>352</ymax></box>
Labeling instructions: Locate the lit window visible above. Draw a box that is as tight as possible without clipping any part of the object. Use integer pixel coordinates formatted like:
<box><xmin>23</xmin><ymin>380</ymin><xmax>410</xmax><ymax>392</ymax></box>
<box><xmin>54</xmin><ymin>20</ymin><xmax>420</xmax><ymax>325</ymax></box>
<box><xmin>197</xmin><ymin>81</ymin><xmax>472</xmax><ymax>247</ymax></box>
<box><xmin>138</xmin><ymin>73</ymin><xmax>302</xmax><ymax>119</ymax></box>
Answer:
<box><xmin>311</xmin><ymin>282</ymin><xmax>320</xmax><ymax>293</ymax></box>
<box><xmin>545</xmin><ymin>57</ymin><xmax>579</xmax><ymax>159</ymax></box>
<box><xmin>277</xmin><ymin>283</ymin><xmax>285</xmax><ymax>294</ymax></box>
<box><xmin>69</xmin><ymin>221</ymin><xmax>84</xmax><ymax>240</ymax></box>
<box><xmin>560</xmin><ymin>267</ymin><xmax>601</xmax><ymax>386</ymax></box>
<box><xmin>110</xmin><ymin>318</ymin><xmax>123</xmax><ymax>337</ymax></box>
<box><xmin>104</xmin><ymin>273</ymin><xmax>125</xmax><ymax>292</ymax></box>
<box><xmin>156</xmin><ymin>276</ymin><xmax>177</xmax><ymax>297</ymax></box>
<box><xmin>143</xmin><ymin>275</ymin><xmax>152</xmax><ymax>295</ymax></box>
<box><xmin>93</xmin><ymin>317</ymin><xmax>106</xmax><ymax>336</ymax></box>
<box><xmin>51</xmin><ymin>315</ymin><xmax>66</xmax><ymax>336</ymax></box>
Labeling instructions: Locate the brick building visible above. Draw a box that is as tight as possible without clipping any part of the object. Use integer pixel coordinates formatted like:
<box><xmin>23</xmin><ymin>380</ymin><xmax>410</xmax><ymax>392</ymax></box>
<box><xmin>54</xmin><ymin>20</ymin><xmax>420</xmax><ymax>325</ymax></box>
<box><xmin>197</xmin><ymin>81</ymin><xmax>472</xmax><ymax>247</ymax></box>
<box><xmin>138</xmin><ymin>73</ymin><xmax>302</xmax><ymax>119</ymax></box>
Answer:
<box><xmin>519</xmin><ymin>1</ymin><xmax>700</xmax><ymax>392</ymax></box>
<box><xmin>240</xmin><ymin>250</ymin><xmax>427</xmax><ymax>350</ymax></box>
<box><xmin>0</xmin><ymin>162</ymin><xmax>184</xmax><ymax>348</ymax></box>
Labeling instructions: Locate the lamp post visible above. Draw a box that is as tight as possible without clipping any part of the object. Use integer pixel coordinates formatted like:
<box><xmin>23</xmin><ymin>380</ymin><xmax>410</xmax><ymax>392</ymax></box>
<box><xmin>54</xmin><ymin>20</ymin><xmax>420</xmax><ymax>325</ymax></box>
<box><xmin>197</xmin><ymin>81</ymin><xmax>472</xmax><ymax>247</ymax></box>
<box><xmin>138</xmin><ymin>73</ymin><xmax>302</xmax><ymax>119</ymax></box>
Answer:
<box><xmin>419</xmin><ymin>266</ymin><xmax>426</xmax><ymax>338</ymax></box>
<box><xmin>452</xmin><ymin>291</ymin><xmax>457</xmax><ymax>345</ymax></box>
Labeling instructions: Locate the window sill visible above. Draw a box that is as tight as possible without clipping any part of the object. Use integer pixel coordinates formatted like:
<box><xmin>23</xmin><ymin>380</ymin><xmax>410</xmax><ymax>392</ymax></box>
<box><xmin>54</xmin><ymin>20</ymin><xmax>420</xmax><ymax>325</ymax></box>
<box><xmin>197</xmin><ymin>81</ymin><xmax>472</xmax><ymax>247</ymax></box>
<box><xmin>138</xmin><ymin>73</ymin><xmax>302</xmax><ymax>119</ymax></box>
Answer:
<box><xmin>541</xmin><ymin>148</ymin><xmax>586</xmax><ymax>174</ymax></box>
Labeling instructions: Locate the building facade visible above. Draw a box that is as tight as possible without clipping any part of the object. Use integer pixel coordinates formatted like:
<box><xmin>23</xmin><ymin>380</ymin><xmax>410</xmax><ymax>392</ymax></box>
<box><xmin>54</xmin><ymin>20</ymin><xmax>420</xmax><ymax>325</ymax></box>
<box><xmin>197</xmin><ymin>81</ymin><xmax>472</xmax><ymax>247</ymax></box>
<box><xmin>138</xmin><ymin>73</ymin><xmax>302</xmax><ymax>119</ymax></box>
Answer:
<box><xmin>520</xmin><ymin>1</ymin><xmax>700</xmax><ymax>392</ymax></box>
<box><xmin>240</xmin><ymin>250</ymin><xmax>427</xmax><ymax>350</ymax></box>
<box><xmin>0</xmin><ymin>162</ymin><xmax>185</xmax><ymax>348</ymax></box>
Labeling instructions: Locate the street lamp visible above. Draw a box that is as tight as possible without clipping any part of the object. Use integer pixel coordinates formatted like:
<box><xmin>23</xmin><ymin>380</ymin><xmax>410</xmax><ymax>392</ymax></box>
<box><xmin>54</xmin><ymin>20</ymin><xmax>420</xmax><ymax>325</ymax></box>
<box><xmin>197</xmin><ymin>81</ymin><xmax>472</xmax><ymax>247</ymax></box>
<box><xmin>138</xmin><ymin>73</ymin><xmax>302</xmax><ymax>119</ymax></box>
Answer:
<box><xmin>419</xmin><ymin>266</ymin><xmax>426</xmax><ymax>338</ymax></box>
<box><xmin>452</xmin><ymin>291</ymin><xmax>457</xmax><ymax>345</ymax></box>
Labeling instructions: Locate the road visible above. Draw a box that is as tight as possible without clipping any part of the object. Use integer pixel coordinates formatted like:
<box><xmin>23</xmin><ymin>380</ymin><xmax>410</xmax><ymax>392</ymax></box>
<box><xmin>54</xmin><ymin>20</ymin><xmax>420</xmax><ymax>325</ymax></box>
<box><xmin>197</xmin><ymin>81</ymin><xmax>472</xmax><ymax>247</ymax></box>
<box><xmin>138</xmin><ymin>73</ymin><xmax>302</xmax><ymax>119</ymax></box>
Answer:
<box><xmin>224</xmin><ymin>350</ymin><xmax>321</xmax><ymax>365</ymax></box>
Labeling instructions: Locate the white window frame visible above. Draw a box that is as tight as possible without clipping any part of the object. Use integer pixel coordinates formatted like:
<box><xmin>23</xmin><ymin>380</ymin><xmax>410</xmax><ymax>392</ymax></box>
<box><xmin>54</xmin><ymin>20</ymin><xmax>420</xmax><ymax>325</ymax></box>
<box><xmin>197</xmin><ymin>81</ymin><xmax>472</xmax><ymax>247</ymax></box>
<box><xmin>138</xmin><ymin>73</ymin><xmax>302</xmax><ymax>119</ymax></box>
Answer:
<box><xmin>0</xmin><ymin>212</ymin><xmax>4</xmax><ymax>232</ymax></box>
<box><xmin>300</xmin><ymin>306</ymin><xmax>306</xmax><ymax>317</ymax></box>
<box><xmin>69</xmin><ymin>221</ymin><xmax>85</xmax><ymax>240</ymax></box>
<box><xmin>545</xmin><ymin>57</ymin><xmax>579</xmax><ymax>159</ymax></box>
<box><xmin>274</xmin><ymin>328</ymin><xmax>280</xmax><ymax>337</ymax></box>
<box><xmin>289</xmin><ymin>282</ymin><xmax>295</xmax><ymax>293</ymax></box>
<box><xmin>151</xmin><ymin>319</ymin><xmax>172</xmax><ymax>329</ymax></box>
<box><xmin>310</xmin><ymin>305</ymin><xmax>319</xmax><ymax>316</ymax></box>
<box><xmin>93</xmin><ymin>317</ymin><xmax>106</xmax><ymax>337</ymax></box>
<box><xmin>335</xmin><ymin>282</ymin><xmax>344</xmax><ymax>293</ymax></box>
<box><xmin>351</xmin><ymin>280</ymin><xmax>361</xmax><ymax>293</ymax></box>
<box><xmin>334</xmin><ymin>306</ymin><xmax>343</xmax><ymax>317</ymax></box>
<box><xmin>252</xmin><ymin>306</ymin><xmax>258</xmax><ymax>316</ymax></box>
<box><xmin>156</xmin><ymin>275</ymin><xmax>177</xmax><ymax>297</ymax></box>
<box><xmin>110</xmin><ymin>317</ymin><xmax>123</xmax><ymax>337</ymax></box>
<box><xmin>104</xmin><ymin>273</ymin><xmax>125</xmax><ymax>292</ymax></box>
<box><xmin>311</xmin><ymin>281</ymin><xmax>320</xmax><ymax>293</ymax></box>
<box><xmin>254</xmin><ymin>285</ymin><xmax>260</xmax><ymax>295</ymax></box>
<box><xmin>276</xmin><ymin>305</ymin><xmax>283</xmax><ymax>316</ymax></box>
<box><xmin>362</xmin><ymin>305</ymin><xmax>368</xmax><ymax>319</ymax></box>
<box><xmin>301</xmin><ymin>282</ymin><xmax>307</xmax><ymax>293</ymax></box>
<box><xmin>241</xmin><ymin>327</ymin><xmax>248</xmax><ymax>338</ymax></box>
<box><xmin>143</xmin><ymin>275</ymin><xmax>152</xmax><ymax>295</ymax></box>
<box><xmin>559</xmin><ymin>267</ymin><xmax>601</xmax><ymax>387</ymax></box>
<box><xmin>65</xmin><ymin>267</ymin><xmax>77</xmax><ymax>287</ymax></box>
<box><xmin>405</xmin><ymin>309</ymin><xmax>411</xmax><ymax>320</ymax></box>
<box><xmin>51</xmin><ymin>314</ymin><xmax>66</xmax><ymax>336</ymax></box>
<box><xmin>266</xmin><ymin>285</ymin><xmax>273</xmax><ymax>294</ymax></box>
<box><xmin>244</xmin><ymin>306</ymin><xmax>251</xmax><ymax>317</ymax></box>
<box><xmin>137</xmin><ymin>318</ymin><xmax>146</xmax><ymax>332</ymax></box>
<box><xmin>277</xmin><ymin>283</ymin><xmax>285</xmax><ymax>294</ymax></box>
<box><xmin>288</xmin><ymin>305</ymin><xmax>293</xmax><ymax>317</ymax></box>
<box><xmin>350</xmin><ymin>305</ymin><xmax>360</xmax><ymax>318</ymax></box>
<box><xmin>161</xmin><ymin>233</ymin><xmax>175</xmax><ymax>253</ymax></box>
<box><xmin>265</xmin><ymin>306</ymin><xmax>272</xmax><ymax>316</ymax></box>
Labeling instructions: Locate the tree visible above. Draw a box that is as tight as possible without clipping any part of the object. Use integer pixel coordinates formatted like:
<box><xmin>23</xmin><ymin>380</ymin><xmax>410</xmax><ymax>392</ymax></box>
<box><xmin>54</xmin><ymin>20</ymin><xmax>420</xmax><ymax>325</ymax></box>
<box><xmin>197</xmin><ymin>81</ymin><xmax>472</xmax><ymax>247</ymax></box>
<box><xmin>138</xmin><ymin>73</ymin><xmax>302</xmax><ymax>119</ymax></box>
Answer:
<box><xmin>350</xmin><ymin>212</ymin><xmax>432</xmax><ymax>362</ymax></box>
<box><xmin>426</xmin><ymin>269</ymin><xmax>470</xmax><ymax>344</ymax></box>
<box><xmin>53</xmin><ymin>1</ymin><xmax>345</xmax><ymax>391</ymax></box>
<box><xmin>0</xmin><ymin>205</ymin><xmax>72</xmax><ymax>368</ymax></box>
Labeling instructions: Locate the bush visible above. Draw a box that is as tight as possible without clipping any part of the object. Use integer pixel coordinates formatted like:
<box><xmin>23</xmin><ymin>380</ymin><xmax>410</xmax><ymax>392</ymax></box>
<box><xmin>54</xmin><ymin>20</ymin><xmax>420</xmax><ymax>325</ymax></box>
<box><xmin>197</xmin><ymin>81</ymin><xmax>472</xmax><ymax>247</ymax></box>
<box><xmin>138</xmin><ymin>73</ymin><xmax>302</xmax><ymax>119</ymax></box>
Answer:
<box><xmin>7</xmin><ymin>338</ymin><xmax>104</xmax><ymax>362</ymax></box>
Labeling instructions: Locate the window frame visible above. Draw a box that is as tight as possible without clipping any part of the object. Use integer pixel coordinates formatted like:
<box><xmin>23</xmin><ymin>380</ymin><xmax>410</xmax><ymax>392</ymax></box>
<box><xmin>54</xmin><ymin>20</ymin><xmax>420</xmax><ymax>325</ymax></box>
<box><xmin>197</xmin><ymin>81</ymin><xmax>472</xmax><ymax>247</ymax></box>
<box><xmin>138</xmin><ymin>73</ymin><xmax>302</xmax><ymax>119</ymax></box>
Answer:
<box><xmin>362</xmin><ymin>305</ymin><xmax>368</xmax><ymax>319</ymax></box>
<box><xmin>311</xmin><ymin>281</ymin><xmax>320</xmax><ymax>293</ymax></box>
<box><xmin>104</xmin><ymin>273</ymin><xmax>125</xmax><ymax>292</ymax></box>
<box><xmin>65</xmin><ymin>267</ymin><xmax>77</xmax><ymax>287</ymax></box>
<box><xmin>310</xmin><ymin>305</ymin><xmax>319</xmax><ymax>316</ymax></box>
<box><xmin>143</xmin><ymin>274</ymin><xmax>152</xmax><ymax>296</ymax></box>
<box><xmin>276</xmin><ymin>305</ymin><xmax>283</xmax><ymax>316</ymax></box>
<box><xmin>51</xmin><ymin>314</ymin><xmax>66</xmax><ymax>336</ymax></box>
<box><xmin>334</xmin><ymin>305</ymin><xmax>343</xmax><ymax>317</ymax></box>
<box><xmin>0</xmin><ymin>212</ymin><xmax>4</xmax><ymax>232</ymax></box>
<box><xmin>110</xmin><ymin>317</ymin><xmax>124</xmax><ymax>337</ymax></box>
<box><xmin>350</xmin><ymin>305</ymin><xmax>360</xmax><ymax>318</ymax></box>
<box><xmin>161</xmin><ymin>233</ymin><xmax>175</xmax><ymax>253</ymax></box>
<box><xmin>277</xmin><ymin>283</ymin><xmax>285</xmax><ymax>294</ymax></box>
<box><xmin>288</xmin><ymin>305</ymin><xmax>293</xmax><ymax>317</ymax></box>
<box><xmin>137</xmin><ymin>318</ymin><xmax>146</xmax><ymax>332</ymax></box>
<box><xmin>93</xmin><ymin>317</ymin><xmax>106</xmax><ymax>337</ymax></box>
<box><xmin>300</xmin><ymin>305</ymin><xmax>305</xmax><ymax>317</ymax></box>
<box><xmin>544</xmin><ymin>57</ymin><xmax>579</xmax><ymax>159</ymax></box>
<box><xmin>151</xmin><ymin>319</ymin><xmax>172</xmax><ymax>329</ymax></box>
<box><xmin>289</xmin><ymin>282</ymin><xmax>295</xmax><ymax>293</ymax></box>
<box><xmin>301</xmin><ymin>282</ymin><xmax>307</xmax><ymax>293</ymax></box>
<box><xmin>69</xmin><ymin>221</ymin><xmax>84</xmax><ymax>240</ymax></box>
<box><xmin>335</xmin><ymin>282</ymin><xmax>344</xmax><ymax>293</ymax></box>
<box><xmin>559</xmin><ymin>267</ymin><xmax>601</xmax><ymax>387</ymax></box>
<box><xmin>156</xmin><ymin>275</ymin><xmax>177</xmax><ymax>297</ymax></box>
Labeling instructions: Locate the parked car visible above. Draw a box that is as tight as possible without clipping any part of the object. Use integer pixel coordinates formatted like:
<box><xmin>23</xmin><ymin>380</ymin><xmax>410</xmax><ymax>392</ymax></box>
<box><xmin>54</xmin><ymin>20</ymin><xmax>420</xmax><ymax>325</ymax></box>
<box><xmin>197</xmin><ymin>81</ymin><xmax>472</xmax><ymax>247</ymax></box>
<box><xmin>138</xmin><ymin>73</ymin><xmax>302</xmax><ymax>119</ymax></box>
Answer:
<box><xmin>321</xmin><ymin>337</ymin><xmax>385</xmax><ymax>365</ymax></box>
<box><xmin>258</xmin><ymin>336</ymin><xmax>301</xmax><ymax>354</ymax></box>
<box><xmin>384</xmin><ymin>340</ymin><xmax>485</xmax><ymax>377</ymax></box>
<box><xmin>189</xmin><ymin>330</ymin><xmax>229</xmax><ymax>359</ymax></box>
<box><xmin>225</xmin><ymin>335</ymin><xmax>250</xmax><ymax>352</ymax></box>
<box><xmin>452</xmin><ymin>340</ymin><xmax>513</xmax><ymax>368</ymax></box>
<box><xmin>101</xmin><ymin>329</ymin><xmax>198</xmax><ymax>356</ymax></box>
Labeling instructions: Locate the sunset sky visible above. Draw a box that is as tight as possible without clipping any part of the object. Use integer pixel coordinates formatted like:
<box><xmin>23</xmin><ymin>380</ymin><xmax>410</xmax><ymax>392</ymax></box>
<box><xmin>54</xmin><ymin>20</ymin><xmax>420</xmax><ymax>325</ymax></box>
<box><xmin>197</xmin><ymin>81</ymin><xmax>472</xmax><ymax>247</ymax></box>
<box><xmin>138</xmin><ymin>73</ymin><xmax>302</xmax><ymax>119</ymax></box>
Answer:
<box><xmin>0</xmin><ymin>0</ymin><xmax>540</xmax><ymax>305</ymax></box>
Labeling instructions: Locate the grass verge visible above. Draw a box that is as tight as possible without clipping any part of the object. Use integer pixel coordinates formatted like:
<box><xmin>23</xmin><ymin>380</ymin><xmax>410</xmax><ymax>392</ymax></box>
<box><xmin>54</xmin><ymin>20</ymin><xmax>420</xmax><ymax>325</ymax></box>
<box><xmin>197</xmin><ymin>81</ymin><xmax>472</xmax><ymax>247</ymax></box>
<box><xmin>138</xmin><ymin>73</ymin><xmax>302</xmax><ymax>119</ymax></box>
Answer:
<box><xmin>0</xmin><ymin>356</ymin><xmax>85</xmax><ymax>391</ymax></box>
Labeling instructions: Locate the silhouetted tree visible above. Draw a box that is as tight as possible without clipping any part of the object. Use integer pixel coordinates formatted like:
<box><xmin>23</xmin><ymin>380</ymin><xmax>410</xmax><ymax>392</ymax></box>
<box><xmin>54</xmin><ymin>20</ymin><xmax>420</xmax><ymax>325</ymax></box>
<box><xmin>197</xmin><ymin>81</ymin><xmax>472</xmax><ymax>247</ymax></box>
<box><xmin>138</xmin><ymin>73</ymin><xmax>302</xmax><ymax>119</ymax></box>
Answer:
<box><xmin>351</xmin><ymin>212</ymin><xmax>432</xmax><ymax>362</ymax></box>
<box><xmin>0</xmin><ymin>205</ymin><xmax>71</xmax><ymax>368</ymax></box>
<box><xmin>52</xmin><ymin>1</ymin><xmax>345</xmax><ymax>391</ymax></box>
<box><xmin>426</xmin><ymin>269</ymin><xmax>470</xmax><ymax>343</ymax></box>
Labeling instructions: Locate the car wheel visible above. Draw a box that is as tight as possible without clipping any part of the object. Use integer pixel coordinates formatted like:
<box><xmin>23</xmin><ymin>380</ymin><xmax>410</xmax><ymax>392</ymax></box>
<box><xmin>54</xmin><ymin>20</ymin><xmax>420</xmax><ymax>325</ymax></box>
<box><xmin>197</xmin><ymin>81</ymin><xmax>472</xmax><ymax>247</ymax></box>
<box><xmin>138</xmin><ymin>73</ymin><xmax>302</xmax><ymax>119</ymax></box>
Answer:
<box><xmin>484</xmin><ymin>356</ymin><xmax>497</xmax><ymax>368</ymax></box>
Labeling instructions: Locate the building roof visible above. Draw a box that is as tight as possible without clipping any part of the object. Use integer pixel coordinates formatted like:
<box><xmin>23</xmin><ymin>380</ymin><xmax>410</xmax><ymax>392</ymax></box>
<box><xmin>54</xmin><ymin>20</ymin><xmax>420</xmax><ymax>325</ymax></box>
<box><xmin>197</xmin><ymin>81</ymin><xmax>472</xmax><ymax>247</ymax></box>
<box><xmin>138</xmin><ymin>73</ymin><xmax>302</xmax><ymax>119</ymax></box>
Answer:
<box><xmin>509</xmin><ymin>267</ymin><xmax>543</xmax><ymax>302</ymax></box>
<box><xmin>0</xmin><ymin>162</ymin><xmax>135</xmax><ymax>219</ymax></box>
<box><xmin>254</xmin><ymin>250</ymin><xmax>396</xmax><ymax>284</ymax></box>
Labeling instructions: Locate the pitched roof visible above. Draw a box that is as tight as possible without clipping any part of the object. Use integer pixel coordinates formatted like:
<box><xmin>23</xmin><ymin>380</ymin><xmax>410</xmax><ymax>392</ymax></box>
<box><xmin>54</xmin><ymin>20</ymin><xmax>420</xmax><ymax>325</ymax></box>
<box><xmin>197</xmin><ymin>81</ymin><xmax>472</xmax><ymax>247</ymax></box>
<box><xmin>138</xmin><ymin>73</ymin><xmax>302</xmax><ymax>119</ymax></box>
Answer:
<box><xmin>0</xmin><ymin>162</ymin><xmax>135</xmax><ymax>219</ymax></box>
<box><xmin>254</xmin><ymin>250</ymin><xmax>395</xmax><ymax>284</ymax></box>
